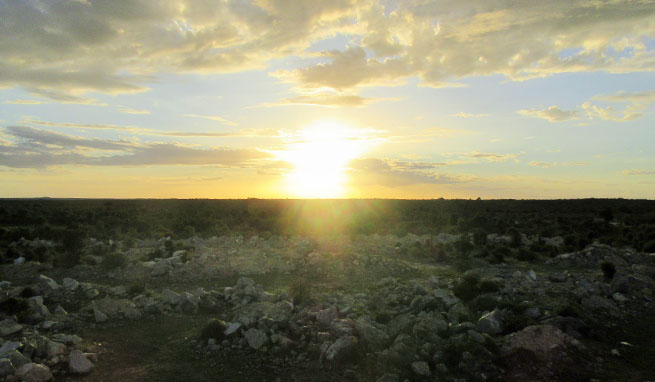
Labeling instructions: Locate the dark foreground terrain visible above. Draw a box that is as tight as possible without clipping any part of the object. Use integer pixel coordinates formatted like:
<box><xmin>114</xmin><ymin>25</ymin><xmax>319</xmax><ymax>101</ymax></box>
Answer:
<box><xmin>1</xmin><ymin>198</ymin><xmax>654</xmax><ymax>381</ymax></box>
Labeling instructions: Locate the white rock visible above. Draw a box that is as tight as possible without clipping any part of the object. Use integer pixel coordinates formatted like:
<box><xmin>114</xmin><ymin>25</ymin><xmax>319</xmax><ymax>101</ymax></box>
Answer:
<box><xmin>38</xmin><ymin>275</ymin><xmax>60</xmax><ymax>293</ymax></box>
<box><xmin>161</xmin><ymin>289</ymin><xmax>181</xmax><ymax>305</ymax></box>
<box><xmin>244</xmin><ymin>328</ymin><xmax>269</xmax><ymax>350</ymax></box>
<box><xmin>412</xmin><ymin>361</ymin><xmax>431</xmax><ymax>376</ymax></box>
<box><xmin>0</xmin><ymin>319</ymin><xmax>23</xmax><ymax>336</ymax></box>
<box><xmin>94</xmin><ymin>308</ymin><xmax>108</xmax><ymax>323</ymax></box>
<box><xmin>62</xmin><ymin>278</ymin><xmax>79</xmax><ymax>291</ymax></box>
<box><xmin>68</xmin><ymin>350</ymin><xmax>94</xmax><ymax>374</ymax></box>
<box><xmin>15</xmin><ymin>363</ymin><xmax>53</xmax><ymax>382</ymax></box>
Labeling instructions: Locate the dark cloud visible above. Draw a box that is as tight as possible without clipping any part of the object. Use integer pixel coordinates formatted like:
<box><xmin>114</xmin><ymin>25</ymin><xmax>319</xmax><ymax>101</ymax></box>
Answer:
<box><xmin>0</xmin><ymin>126</ymin><xmax>271</xmax><ymax>168</ymax></box>
<box><xmin>348</xmin><ymin>158</ymin><xmax>463</xmax><ymax>187</ymax></box>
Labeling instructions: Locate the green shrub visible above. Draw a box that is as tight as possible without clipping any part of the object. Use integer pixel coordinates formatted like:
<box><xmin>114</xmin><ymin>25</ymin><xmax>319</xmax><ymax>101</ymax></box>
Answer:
<box><xmin>469</xmin><ymin>294</ymin><xmax>498</xmax><ymax>313</ymax></box>
<box><xmin>56</xmin><ymin>251</ymin><xmax>81</xmax><ymax>267</ymax></box>
<box><xmin>288</xmin><ymin>277</ymin><xmax>312</xmax><ymax>306</ymax></box>
<box><xmin>517</xmin><ymin>248</ymin><xmax>537</xmax><ymax>262</ymax></box>
<box><xmin>600</xmin><ymin>261</ymin><xmax>616</xmax><ymax>281</ymax></box>
<box><xmin>102</xmin><ymin>251</ymin><xmax>128</xmax><ymax>270</ymax></box>
<box><xmin>479</xmin><ymin>279</ymin><xmax>502</xmax><ymax>293</ymax></box>
<box><xmin>454</xmin><ymin>272</ymin><xmax>481</xmax><ymax>301</ymax></box>
<box><xmin>453</xmin><ymin>252</ymin><xmax>473</xmax><ymax>273</ymax></box>
<box><xmin>555</xmin><ymin>301</ymin><xmax>584</xmax><ymax>318</ymax></box>
<box><xmin>643</xmin><ymin>240</ymin><xmax>655</xmax><ymax>253</ymax></box>
<box><xmin>0</xmin><ymin>297</ymin><xmax>29</xmax><ymax>317</ymax></box>
<box><xmin>200</xmin><ymin>318</ymin><xmax>227</xmax><ymax>341</ymax></box>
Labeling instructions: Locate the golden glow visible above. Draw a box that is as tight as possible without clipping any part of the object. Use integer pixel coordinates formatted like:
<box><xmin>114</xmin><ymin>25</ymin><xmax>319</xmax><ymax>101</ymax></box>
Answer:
<box><xmin>277</xmin><ymin>120</ymin><xmax>377</xmax><ymax>198</ymax></box>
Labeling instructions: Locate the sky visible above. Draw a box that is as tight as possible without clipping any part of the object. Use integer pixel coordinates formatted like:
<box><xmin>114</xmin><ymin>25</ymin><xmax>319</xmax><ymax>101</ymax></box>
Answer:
<box><xmin>1</xmin><ymin>0</ymin><xmax>654</xmax><ymax>199</ymax></box>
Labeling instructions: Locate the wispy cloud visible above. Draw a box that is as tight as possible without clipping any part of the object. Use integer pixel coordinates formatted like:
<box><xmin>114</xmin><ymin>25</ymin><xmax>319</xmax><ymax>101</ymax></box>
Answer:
<box><xmin>118</xmin><ymin>107</ymin><xmax>150</xmax><ymax>115</ymax></box>
<box><xmin>23</xmin><ymin>118</ymin><xmax>274</xmax><ymax>138</ymax></box>
<box><xmin>451</xmin><ymin>112</ymin><xmax>489</xmax><ymax>118</ymax></box>
<box><xmin>260</xmin><ymin>92</ymin><xmax>398</xmax><ymax>108</ymax></box>
<box><xmin>469</xmin><ymin>152</ymin><xmax>520</xmax><ymax>162</ymax></box>
<box><xmin>622</xmin><ymin>169</ymin><xmax>655</xmax><ymax>176</ymax></box>
<box><xmin>4</xmin><ymin>99</ymin><xmax>49</xmax><ymax>105</ymax></box>
<box><xmin>518</xmin><ymin>106</ymin><xmax>580</xmax><ymax>122</ymax></box>
<box><xmin>521</xmin><ymin>90</ymin><xmax>655</xmax><ymax>123</ymax></box>
<box><xmin>348</xmin><ymin>157</ymin><xmax>467</xmax><ymax>187</ymax></box>
<box><xmin>184</xmin><ymin>114</ymin><xmax>238</xmax><ymax>127</ymax></box>
<box><xmin>0</xmin><ymin>126</ymin><xmax>272</xmax><ymax>169</ymax></box>
<box><xmin>529</xmin><ymin>161</ymin><xmax>555</xmax><ymax>168</ymax></box>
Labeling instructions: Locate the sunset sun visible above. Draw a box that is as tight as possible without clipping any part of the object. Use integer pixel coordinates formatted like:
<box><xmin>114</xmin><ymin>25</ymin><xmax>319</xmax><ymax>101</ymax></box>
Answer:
<box><xmin>277</xmin><ymin>120</ymin><xmax>376</xmax><ymax>198</ymax></box>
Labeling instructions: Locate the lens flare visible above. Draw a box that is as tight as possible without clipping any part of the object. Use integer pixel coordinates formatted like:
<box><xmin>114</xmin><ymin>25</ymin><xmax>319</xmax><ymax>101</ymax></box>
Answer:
<box><xmin>276</xmin><ymin>120</ymin><xmax>378</xmax><ymax>198</ymax></box>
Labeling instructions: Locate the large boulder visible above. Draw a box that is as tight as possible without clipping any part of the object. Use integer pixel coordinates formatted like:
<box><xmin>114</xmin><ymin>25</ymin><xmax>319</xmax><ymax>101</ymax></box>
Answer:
<box><xmin>161</xmin><ymin>289</ymin><xmax>181</xmax><ymax>306</ymax></box>
<box><xmin>68</xmin><ymin>350</ymin><xmax>94</xmax><ymax>374</ymax></box>
<box><xmin>412</xmin><ymin>313</ymin><xmax>448</xmax><ymax>343</ymax></box>
<box><xmin>232</xmin><ymin>302</ymin><xmax>291</xmax><ymax>327</ymax></box>
<box><xmin>316</xmin><ymin>307</ymin><xmax>339</xmax><ymax>328</ymax></box>
<box><xmin>15</xmin><ymin>363</ymin><xmax>53</xmax><ymax>382</ymax></box>
<box><xmin>354</xmin><ymin>319</ymin><xmax>390</xmax><ymax>351</ymax></box>
<box><xmin>477</xmin><ymin>309</ymin><xmax>503</xmax><ymax>335</ymax></box>
<box><xmin>0</xmin><ymin>358</ymin><xmax>14</xmax><ymax>377</ymax></box>
<box><xmin>62</xmin><ymin>278</ymin><xmax>79</xmax><ymax>291</ymax></box>
<box><xmin>0</xmin><ymin>319</ymin><xmax>23</xmax><ymax>336</ymax></box>
<box><xmin>412</xmin><ymin>361</ymin><xmax>431</xmax><ymax>377</ymax></box>
<box><xmin>37</xmin><ymin>276</ymin><xmax>59</xmax><ymax>294</ymax></box>
<box><xmin>321</xmin><ymin>336</ymin><xmax>359</xmax><ymax>363</ymax></box>
<box><xmin>501</xmin><ymin>324</ymin><xmax>587</xmax><ymax>381</ymax></box>
<box><xmin>244</xmin><ymin>328</ymin><xmax>269</xmax><ymax>350</ymax></box>
<box><xmin>0</xmin><ymin>342</ymin><xmax>22</xmax><ymax>358</ymax></box>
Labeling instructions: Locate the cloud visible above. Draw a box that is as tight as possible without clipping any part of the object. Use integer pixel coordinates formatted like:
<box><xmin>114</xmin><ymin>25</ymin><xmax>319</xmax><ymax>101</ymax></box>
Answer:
<box><xmin>261</xmin><ymin>92</ymin><xmax>396</xmax><ymax>108</ymax></box>
<box><xmin>348</xmin><ymin>157</ymin><xmax>465</xmax><ymax>187</ymax></box>
<box><xmin>4</xmin><ymin>99</ymin><xmax>49</xmax><ymax>105</ymax></box>
<box><xmin>184</xmin><ymin>114</ymin><xmax>238</xmax><ymax>127</ymax></box>
<box><xmin>27</xmin><ymin>119</ymin><xmax>144</xmax><ymax>133</ymax></box>
<box><xmin>593</xmin><ymin>90</ymin><xmax>655</xmax><ymax>103</ymax></box>
<box><xmin>519</xmin><ymin>106</ymin><xmax>580</xmax><ymax>122</ymax></box>
<box><xmin>24</xmin><ymin>118</ymin><xmax>277</xmax><ymax>138</ymax></box>
<box><xmin>521</xmin><ymin>89</ymin><xmax>655</xmax><ymax>123</ymax></box>
<box><xmin>0</xmin><ymin>0</ymin><xmax>653</xmax><ymax>104</ymax></box>
<box><xmin>451</xmin><ymin>112</ymin><xmax>489</xmax><ymax>118</ymax></box>
<box><xmin>622</xmin><ymin>169</ymin><xmax>655</xmax><ymax>176</ymax></box>
<box><xmin>469</xmin><ymin>152</ymin><xmax>520</xmax><ymax>162</ymax></box>
<box><xmin>0</xmin><ymin>126</ymin><xmax>272</xmax><ymax>168</ymax></box>
<box><xmin>118</xmin><ymin>107</ymin><xmax>150</xmax><ymax>115</ymax></box>
<box><xmin>0</xmin><ymin>0</ymin><xmax>358</xmax><ymax>100</ymax></box>
<box><xmin>278</xmin><ymin>1</ymin><xmax>655</xmax><ymax>91</ymax></box>
<box><xmin>274</xmin><ymin>46</ymin><xmax>411</xmax><ymax>90</ymax></box>
<box><xmin>529</xmin><ymin>161</ymin><xmax>556</xmax><ymax>168</ymax></box>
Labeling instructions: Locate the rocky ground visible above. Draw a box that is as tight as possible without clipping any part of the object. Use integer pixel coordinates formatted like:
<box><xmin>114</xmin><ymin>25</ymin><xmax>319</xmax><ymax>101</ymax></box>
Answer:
<box><xmin>1</xmin><ymin>233</ymin><xmax>655</xmax><ymax>381</ymax></box>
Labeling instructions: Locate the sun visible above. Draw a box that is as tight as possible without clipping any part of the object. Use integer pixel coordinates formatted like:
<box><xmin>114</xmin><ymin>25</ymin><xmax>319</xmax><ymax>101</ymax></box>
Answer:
<box><xmin>277</xmin><ymin>120</ymin><xmax>375</xmax><ymax>198</ymax></box>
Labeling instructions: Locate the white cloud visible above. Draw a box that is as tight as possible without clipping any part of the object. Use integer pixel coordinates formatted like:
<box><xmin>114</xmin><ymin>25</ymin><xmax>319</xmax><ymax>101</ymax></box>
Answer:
<box><xmin>183</xmin><ymin>114</ymin><xmax>238</xmax><ymax>127</ymax></box>
<box><xmin>0</xmin><ymin>0</ymin><xmax>653</xmax><ymax>102</ymax></box>
<box><xmin>260</xmin><ymin>92</ymin><xmax>398</xmax><ymax>108</ymax></box>
<box><xmin>118</xmin><ymin>107</ymin><xmax>150</xmax><ymax>115</ymax></box>
<box><xmin>529</xmin><ymin>161</ymin><xmax>556</xmax><ymax>168</ymax></box>
<box><xmin>4</xmin><ymin>99</ymin><xmax>49</xmax><ymax>105</ymax></box>
<box><xmin>622</xmin><ymin>169</ymin><xmax>655</xmax><ymax>176</ymax></box>
<box><xmin>519</xmin><ymin>106</ymin><xmax>580</xmax><ymax>122</ymax></box>
<box><xmin>451</xmin><ymin>112</ymin><xmax>489</xmax><ymax>118</ymax></box>
<box><xmin>469</xmin><ymin>152</ymin><xmax>520</xmax><ymax>162</ymax></box>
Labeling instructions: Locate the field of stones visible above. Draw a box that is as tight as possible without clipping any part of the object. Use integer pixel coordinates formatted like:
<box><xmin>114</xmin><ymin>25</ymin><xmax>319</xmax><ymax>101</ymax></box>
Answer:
<box><xmin>1</xmin><ymin>199</ymin><xmax>654</xmax><ymax>381</ymax></box>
